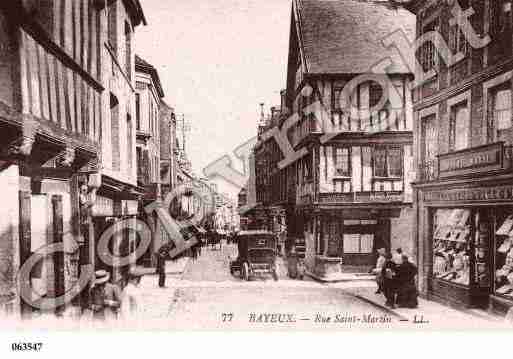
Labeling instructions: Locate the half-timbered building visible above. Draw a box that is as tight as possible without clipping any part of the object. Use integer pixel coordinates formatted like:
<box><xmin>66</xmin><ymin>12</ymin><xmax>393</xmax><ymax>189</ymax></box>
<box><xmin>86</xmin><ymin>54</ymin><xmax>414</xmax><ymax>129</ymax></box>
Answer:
<box><xmin>0</xmin><ymin>0</ymin><xmax>146</xmax><ymax>317</ymax></box>
<box><xmin>281</xmin><ymin>0</ymin><xmax>416</xmax><ymax>278</ymax></box>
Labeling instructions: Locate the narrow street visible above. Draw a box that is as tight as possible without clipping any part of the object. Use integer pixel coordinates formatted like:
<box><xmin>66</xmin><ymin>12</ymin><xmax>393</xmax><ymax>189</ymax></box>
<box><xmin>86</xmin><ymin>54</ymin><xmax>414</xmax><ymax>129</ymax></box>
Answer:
<box><xmin>129</xmin><ymin>241</ymin><xmax>505</xmax><ymax>330</ymax></box>
<box><xmin>133</xmin><ymin>241</ymin><xmax>389</xmax><ymax>330</ymax></box>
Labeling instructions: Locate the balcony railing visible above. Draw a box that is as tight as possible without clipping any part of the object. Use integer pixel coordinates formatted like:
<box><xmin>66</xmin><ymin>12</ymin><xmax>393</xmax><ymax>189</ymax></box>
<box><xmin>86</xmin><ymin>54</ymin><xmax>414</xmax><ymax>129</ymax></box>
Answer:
<box><xmin>418</xmin><ymin>143</ymin><xmax>513</xmax><ymax>182</ymax></box>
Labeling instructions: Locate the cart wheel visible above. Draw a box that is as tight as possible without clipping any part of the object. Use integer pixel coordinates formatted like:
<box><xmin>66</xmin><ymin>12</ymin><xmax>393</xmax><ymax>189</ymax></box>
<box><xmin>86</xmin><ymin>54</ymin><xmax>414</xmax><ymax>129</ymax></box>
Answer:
<box><xmin>242</xmin><ymin>262</ymin><xmax>250</xmax><ymax>281</ymax></box>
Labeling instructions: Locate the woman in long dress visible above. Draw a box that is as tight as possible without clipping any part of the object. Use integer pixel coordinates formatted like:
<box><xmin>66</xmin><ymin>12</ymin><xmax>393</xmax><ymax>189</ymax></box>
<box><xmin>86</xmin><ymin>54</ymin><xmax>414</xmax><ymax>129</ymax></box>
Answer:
<box><xmin>396</xmin><ymin>255</ymin><xmax>418</xmax><ymax>308</ymax></box>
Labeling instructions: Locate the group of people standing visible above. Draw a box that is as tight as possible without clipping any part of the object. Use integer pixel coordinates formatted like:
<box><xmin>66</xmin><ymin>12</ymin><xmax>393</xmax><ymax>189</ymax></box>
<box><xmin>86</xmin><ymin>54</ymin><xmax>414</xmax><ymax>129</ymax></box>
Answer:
<box><xmin>89</xmin><ymin>269</ymin><xmax>144</xmax><ymax>322</ymax></box>
<box><xmin>89</xmin><ymin>250</ymin><xmax>170</xmax><ymax>322</ymax></box>
<box><xmin>372</xmin><ymin>248</ymin><xmax>419</xmax><ymax>309</ymax></box>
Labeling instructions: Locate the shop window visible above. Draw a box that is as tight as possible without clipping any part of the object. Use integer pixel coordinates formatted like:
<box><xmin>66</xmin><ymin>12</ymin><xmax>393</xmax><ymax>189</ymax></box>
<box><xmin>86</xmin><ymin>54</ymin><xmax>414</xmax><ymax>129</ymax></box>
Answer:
<box><xmin>449</xmin><ymin>101</ymin><xmax>470</xmax><ymax>151</ymax></box>
<box><xmin>334</xmin><ymin>147</ymin><xmax>351</xmax><ymax>177</ymax></box>
<box><xmin>433</xmin><ymin>209</ymin><xmax>471</xmax><ymax>285</ymax></box>
<box><xmin>343</xmin><ymin>233</ymin><xmax>374</xmax><ymax>254</ymax></box>
<box><xmin>494</xmin><ymin>212</ymin><xmax>513</xmax><ymax>298</ymax></box>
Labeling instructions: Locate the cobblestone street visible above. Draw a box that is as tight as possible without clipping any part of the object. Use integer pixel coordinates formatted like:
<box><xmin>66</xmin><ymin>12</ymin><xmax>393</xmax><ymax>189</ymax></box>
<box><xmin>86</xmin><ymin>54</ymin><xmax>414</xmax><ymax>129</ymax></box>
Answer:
<box><xmin>127</xmin><ymin>242</ymin><xmax>507</xmax><ymax>330</ymax></box>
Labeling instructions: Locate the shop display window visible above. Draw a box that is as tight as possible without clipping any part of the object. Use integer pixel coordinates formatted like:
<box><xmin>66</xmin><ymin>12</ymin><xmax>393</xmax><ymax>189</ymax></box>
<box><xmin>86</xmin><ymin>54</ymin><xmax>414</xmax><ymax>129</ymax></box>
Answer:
<box><xmin>494</xmin><ymin>212</ymin><xmax>513</xmax><ymax>298</ymax></box>
<box><xmin>474</xmin><ymin>210</ymin><xmax>491</xmax><ymax>288</ymax></box>
<box><xmin>433</xmin><ymin>209</ymin><xmax>471</xmax><ymax>286</ymax></box>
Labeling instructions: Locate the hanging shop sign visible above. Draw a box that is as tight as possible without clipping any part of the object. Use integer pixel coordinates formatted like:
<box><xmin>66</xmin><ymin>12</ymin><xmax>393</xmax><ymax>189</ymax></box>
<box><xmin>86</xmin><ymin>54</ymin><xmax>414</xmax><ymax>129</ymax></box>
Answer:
<box><xmin>424</xmin><ymin>185</ymin><xmax>513</xmax><ymax>203</ymax></box>
<box><xmin>438</xmin><ymin>142</ymin><xmax>503</xmax><ymax>178</ymax></box>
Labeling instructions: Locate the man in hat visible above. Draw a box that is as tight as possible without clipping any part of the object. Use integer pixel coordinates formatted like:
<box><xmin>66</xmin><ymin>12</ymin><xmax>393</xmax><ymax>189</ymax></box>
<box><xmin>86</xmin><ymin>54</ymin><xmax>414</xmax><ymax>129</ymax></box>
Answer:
<box><xmin>372</xmin><ymin>248</ymin><xmax>387</xmax><ymax>294</ymax></box>
<box><xmin>89</xmin><ymin>270</ymin><xmax>122</xmax><ymax>321</ymax></box>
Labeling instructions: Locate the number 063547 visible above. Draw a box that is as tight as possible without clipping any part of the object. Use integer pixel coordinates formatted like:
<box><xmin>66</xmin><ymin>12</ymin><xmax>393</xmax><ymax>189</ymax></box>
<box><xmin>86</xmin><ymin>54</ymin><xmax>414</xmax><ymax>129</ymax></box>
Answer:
<box><xmin>11</xmin><ymin>343</ymin><xmax>43</xmax><ymax>352</ymax></box>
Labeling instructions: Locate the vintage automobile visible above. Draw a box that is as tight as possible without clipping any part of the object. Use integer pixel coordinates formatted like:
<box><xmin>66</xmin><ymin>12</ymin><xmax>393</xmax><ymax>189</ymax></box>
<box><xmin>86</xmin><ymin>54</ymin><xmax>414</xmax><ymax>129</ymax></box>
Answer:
<box><xmin>229</xmin><ymin>230</ymin><xmax>278</xmax><ymax>281</ymax></box>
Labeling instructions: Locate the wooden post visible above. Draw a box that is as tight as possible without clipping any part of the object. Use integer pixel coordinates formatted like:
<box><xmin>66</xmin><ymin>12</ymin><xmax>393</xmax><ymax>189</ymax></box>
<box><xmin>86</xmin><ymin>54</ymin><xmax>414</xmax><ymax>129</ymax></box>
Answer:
<box><xmin>51</xmin><ymin>195</ymin><xmax>65</xmax><ymax>316</ymax></box>
<box><xmin>18</xmin><ymin>191</ymin><xmax>32</xmax><ymax>318</ymax></box>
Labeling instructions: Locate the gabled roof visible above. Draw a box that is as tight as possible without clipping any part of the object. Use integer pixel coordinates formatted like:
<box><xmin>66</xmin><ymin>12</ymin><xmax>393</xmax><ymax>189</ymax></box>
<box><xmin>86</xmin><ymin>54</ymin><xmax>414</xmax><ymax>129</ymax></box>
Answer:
<box><xmin>135</xmin><ymin>55</ymin><xmax>165</xmax><ymax>98</ymax></box>
<box><xmin>293</xmin><ymin>0</ymin><xmax>416</xmax><ymax>74</ymax></box>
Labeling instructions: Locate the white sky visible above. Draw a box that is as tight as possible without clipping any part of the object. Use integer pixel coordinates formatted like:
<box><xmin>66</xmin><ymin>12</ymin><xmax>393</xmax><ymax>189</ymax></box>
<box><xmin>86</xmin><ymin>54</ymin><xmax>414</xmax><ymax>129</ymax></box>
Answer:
<box><xmin>136</xmin><ymin>0</ymin><xmax>291</xmax><ymax>198</ymax></box>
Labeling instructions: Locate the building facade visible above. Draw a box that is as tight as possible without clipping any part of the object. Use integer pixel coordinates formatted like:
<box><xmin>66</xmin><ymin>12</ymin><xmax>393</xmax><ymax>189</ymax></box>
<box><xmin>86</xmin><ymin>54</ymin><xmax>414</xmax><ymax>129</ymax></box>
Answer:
<box><xmin>277</xmin><ymin>0</ymin><xmax>416</xmax><ymax>278</ymax></box>
<box><xmin>0</xmin><ymin>0</ymin><xmax>145</xmax><ymax>317</ymax></box>
<box><xmin>93</xmin><ymin>0</ymin><xmax>146</xmax><ymax>295</ymax></box>
<box><xmin>134</xmin><ymin>54</ymin><xmax>164</xmax><ymax>267</ymax></box>
<box><xmin>407</xmin><ymin>0</ymin><xmax>513</xmax><ymax>315</ymax></box>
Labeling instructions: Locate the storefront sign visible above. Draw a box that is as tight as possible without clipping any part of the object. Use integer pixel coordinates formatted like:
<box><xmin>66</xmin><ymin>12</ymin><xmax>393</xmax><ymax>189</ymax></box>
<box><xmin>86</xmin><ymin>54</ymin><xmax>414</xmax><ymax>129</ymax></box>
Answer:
<box><xmin>365</xmin><ymin>192</ymin><xmax>404</xmax><ymax>202</ymax></box>
<box><xmin>438</xmin><ymin>142</ymin><xmax>503</xmax><ymax>178</ymax></box>
<box><xmin>424</xmin><ymin>185</ymin><xmax>513</xmax><ymax>202</ymax></box>
<box><xmin>319</xmin><ymin>192</ymin><xmax>403</xmax><ymax>203</ymax></box>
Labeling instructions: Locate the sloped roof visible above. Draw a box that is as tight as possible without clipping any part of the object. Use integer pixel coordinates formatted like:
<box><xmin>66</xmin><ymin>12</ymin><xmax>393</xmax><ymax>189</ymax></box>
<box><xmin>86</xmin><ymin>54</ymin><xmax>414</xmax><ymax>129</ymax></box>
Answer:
<box><xmin>135</xmin><ymin>55</ymin><xmax>165</xmax><ymax>98</ymax></box>
<box><xmin>295</xmin><ymin>0</ymin><xmax>416</xmax><ymax>74</ymax></box>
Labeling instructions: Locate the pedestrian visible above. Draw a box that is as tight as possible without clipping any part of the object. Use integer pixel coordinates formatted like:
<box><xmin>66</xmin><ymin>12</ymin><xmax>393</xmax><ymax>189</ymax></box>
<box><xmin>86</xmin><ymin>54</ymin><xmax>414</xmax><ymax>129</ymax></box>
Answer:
<box><xmin>89</xmin><ymin>270</ymin><xmax>122</xmax><ymax>322</ymax></box>
<box><xmin>381</xmin><ymin>252</ymin><xmax>397</xmax><ymax>308</ymax></box>
<box><xmin>156</xmin><ymin>248</ymin><xmax>167</xmax><ymax>288</ymax></box>
<box><xmin>372</xmin><ymin>248</ymin><xmax>386</xmax><ymax>294</ymax></box>
<box><xmin>393</xmin><ymin>247</ymin><xmax>403</xmax><ymax>265</ymax></box>
<box><xmin>395</xmin><ymin>254</ymin><xmax>419</xmax><ymax>308</ymax></box>
<box><xmin>120</xmin><ymin>268</ymin><xmax>144</xmax><ymax>321</ymax></box>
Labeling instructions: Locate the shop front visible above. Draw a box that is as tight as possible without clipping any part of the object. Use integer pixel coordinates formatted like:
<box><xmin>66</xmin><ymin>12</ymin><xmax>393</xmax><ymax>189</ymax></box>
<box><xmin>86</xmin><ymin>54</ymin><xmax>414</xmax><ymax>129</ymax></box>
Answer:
<box><xmin>302</xmin><ymin>205</ymin><xmax>408</xmax><ymax>278</ymax></box>
<box><xmin>418</xmin><ymin>181</ymin><xmax>513</xmax><ymax>315</ymax></box>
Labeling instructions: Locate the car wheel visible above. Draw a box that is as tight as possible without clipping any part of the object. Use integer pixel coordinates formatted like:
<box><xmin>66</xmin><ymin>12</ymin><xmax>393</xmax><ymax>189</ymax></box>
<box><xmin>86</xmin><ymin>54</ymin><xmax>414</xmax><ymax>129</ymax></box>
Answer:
<box><xmin>242</xmin><ymin>262</ymin><xmax>250</xmax><ymax>281</ymax></box>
